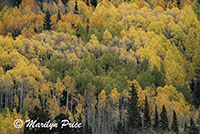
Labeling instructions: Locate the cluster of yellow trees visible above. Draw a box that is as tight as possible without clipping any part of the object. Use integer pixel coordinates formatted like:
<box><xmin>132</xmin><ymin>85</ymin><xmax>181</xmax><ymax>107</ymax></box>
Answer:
<box><xmin>0</xmin><ymin>0</ymin><xmax>200</xmax><ymax>133</ymax></box>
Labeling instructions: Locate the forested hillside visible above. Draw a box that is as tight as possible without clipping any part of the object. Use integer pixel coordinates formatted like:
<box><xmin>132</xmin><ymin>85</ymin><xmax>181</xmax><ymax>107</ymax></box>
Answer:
<box><xmin>0</xmin><ymin>0</ymin><xmax>200</xmax><ymax>134</ymax></box>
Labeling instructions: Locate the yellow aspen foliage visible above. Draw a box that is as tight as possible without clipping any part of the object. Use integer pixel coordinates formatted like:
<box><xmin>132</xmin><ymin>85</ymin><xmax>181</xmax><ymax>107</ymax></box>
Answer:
<box><xmin>23</xmin><ymin>94</ymin><xmax>32</xmax><ymax>111</ymax></box>
<box><xmin>55</xmin><ymin>77</ymin><xmax>65</xmax><ymax>98</ymax></box>
<box><xmin>40</xmin><ymin>82</ymin><xmax>51</xmax><ymax>96</ymax></box>
<box><xmin>129</xmin><ymin>29</ymin><xmax>168</xmax><ymax>70</ymax></box>
<box><xmin>0</xmin><ymin>35</ymin><xmax>14</xmax><ymax>52</ymax></box>
<box><xmin>164</xmin><ymin>48</ymin><xmax>187</xmax><ymax>86</ymax></box>
<box><xmin>131</xmin><ymin>80</ymin><xmax>155</xmax><ymax>109</ymax></box>
<box><xmin>109</xmin><ymin>88</ymin><xmax>120</xmax><ymax>120</ymax></box>
<box><xmin>90</xmin><ymin>0</ymin><xmax>123</xmax><ymax>35</ymax></box>
<box><xmin>48</xmin><ymin>96</ymin><xmax>61</xmax><ymax>118</ymax></box>
<box><xmin>51</xmin><ymin>14</ymin><xmax>59</xmax><ymax>30</ymax></box>
<box><xmin>117</xmin><ymin>3</ymin><xmax>139</xmax><ymax>18</ymax></box>
<box><xmin>31</xmin><ymin>97</ymin><xmax>41</xmax><ymax>109</ymax></box>
<box><xmin>101</xmin><ymin>0</ymin><xmax>111</xmax><ymax>8</ymax></box>
<box><xmin>155</xmin><ymin>85</ymin><xmax>191</xmax><ymax>125</ymax></box>
<box><xmin>14</xmin><ymin>36</ymin><xmax>26</xmax><ymax>55</ymax></box>
<box><xmin>86</xmin><ymin>34</ymin><xmax>107</xmax><ymax>57</ymax></box>
<box><xmin>166</xmin><ymin>0</ymin><xmax>178</xmax><ymax>8</ymax></box>
<box><xmin>0</xmin><ymin>108</ymin><xmax>23</xmax><ymax>134</ymax></box>
<box><xmin>21</xmin><ymin>27</ymin><xmax>35</xmax><ymax>38</ymax></box>
<box><xmin>98</xmin><ymin>90</ymin><xmax>107</xmax><ymax>109</ymax></box>
<box><xmin>78</xmin><ymin>0</ymin><xmax>93</xmax><ymax>19</ymax></box>
<box><xmin>0</xmin><ymin>67</ymin><xmax>4</xmax><ymax>76</ymax></box>
<box><xmin>39</xmin><ymin>82</ymin><xmax>51</xmax><ymax>108</ymax></box>
<box><xmin>149</xmin><ymin>0</ymin><xmax>165</xmax><ymax>9</ymax></box>
<box><xmin>20</xmin><ymin>0</ymin><xmax>37</xmax><ymax>10</ymax></box>
<box><xmin>147</xmin><ymin>21</ymin><xmax>166</xmax><ymax>35</ymax></box>
<box><xmin>134</xmin><ymin>0</ymin><xmax>149</xmax><ymax>8</ymax></box>
<box><xmin>75</xmin><ymin>103</ymin><xmax>83</xmax><ymax>121</ymax></box>
<box><xmin>0</xmin><ymin>21</ymin><xmax>5</xmax><ymax>35</ymax></box>
<box><xmin>57</xmin><ymin>21</ymin><xmax>74</xmax><ymax>33</ymax></box>
<box><xmin>0</xmin><ymin>51</ymin><xmax>11</xmax><ymax>69</ymax></box>
<box><xmin>63</xmin><ymin>76</ymin><xmax>76</xmax><ymax>95</ymax></box>
<box><xmin>67</xmin><ymin>53</ymin><xmax>80</xmax><ymax>65</ymax></box>
<box><xmin>62</xmin><ymin>12</ymin><xmax>84</xmax><ymax>30</ymax></box>
<box><xmin>109</xmin><ymin>88</ymin><xmax>120</xmax><ymax>104</ymax></box>
<box><xmin>14</xmin><ymin>92</ymin><xmax>19</xmax><ymax>109</ymax></box>
<box><xmin>66</xmin><ymin>110</ymin><xmax>74</xmax><ymax>122</ymax></box>
<box><xmin>102</xmin><ymin>29</ymin><xmax>112</xmax><ymax>44</ymax></box>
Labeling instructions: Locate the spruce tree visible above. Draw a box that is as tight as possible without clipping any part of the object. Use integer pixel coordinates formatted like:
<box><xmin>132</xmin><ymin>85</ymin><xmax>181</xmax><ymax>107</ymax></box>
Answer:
<box><xmin>127</xmin><ymin>84</ymin><xmax>142</xmax><ymax>132</ymax></box>
<box><xmin>171</xmin><ymin>110</ymin><xmax>179</xmax><ymax>134</ymax></box>
<box><xmin>15</xmin><ymin>0</ymin><xmax>22</xmax><ymax>8</ymax></box>
<box><xmin>5</xmin><ymin>0</ymin><xmax>22</xmax><ymax>8</ymax></box>
<box><xmin>189</xmin><ymin>118</ymin><xmax>199</xmax><ymax>134</ymax></box>
<box><xmin>53</xmin><ymin>113</ymin><xmax>72</xmax><ymax>134</ymax></box>
<box><xmin>86</xmin><ymin>0</ymin><xmax>90</xmax><ymax>6</ymax></box>
<box><xmin>160</xmin><ymin>105</ymin><xmax>169</xmax><ymax>131</ymax></box>
<box><xmin>84</xmin><ymin>120</ymin><xmax>92</xmax><ymax>134</ymax></box>
<box><xmin>144</xmin><ymin>96</ymin><xmax>151</xmax><ymax>130</ymax></box>
<box><xmin>57</xmin><ymin>9</ymin><xmax>61</xmax><ymax>22</ymax></box>
<box><xmin>153</xmin><ymin>104</ymin><xmax>159</xmax><ymax>131</ymax></box>
<box><xmin>91</xmin><ymin>0</ymin><xmax>97</xmax><ymax>7</ymax></box>
<box><xmin>116</xmin><ymin>121</ymin><xmax>125</xmax><ymax>134</ymax></box>
<box><xmin>77</xmin><ymin>114</ymin><xmax>83</xmax><ymax>134</ymax></box>
<box><xmin>86</xmin><ymin>18</ymin><xmax>89</xmax><ymax>33</ymax></box>
<box><xmin>24</xmin><ymin>106</ymin><xmax>53</xmax><ymax>134</ymax></box>
<box><xmin>43</xmin><ymin>9</ymin><xmax>52</xmax><ymax>30</ymax></box>
<box><xmin>74</xmin><ymin>1</ymin><xmax>78</xmax><ymax>14</ymax></box>
<box><xmin>61</xmin><ymin>0</ymin><xmax>69</xmax><ymax>6</ymax></box>
<box><xmin>184</xmin><ymin>122</ymin><xmax>188</xmax><ymax>134</ymax></box>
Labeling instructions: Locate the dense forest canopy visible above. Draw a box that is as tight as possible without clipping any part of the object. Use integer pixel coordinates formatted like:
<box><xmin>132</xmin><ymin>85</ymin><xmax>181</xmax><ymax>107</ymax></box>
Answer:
<box><xmin>0</xmin><ymin>0</ymin><xmax>200</xmax><ymax>134</ymax></box>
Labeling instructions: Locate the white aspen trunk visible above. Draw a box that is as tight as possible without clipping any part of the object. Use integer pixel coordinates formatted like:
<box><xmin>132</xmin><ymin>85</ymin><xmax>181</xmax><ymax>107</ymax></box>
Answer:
<box><xmin>70</xmin><ymin>98</ymin><xmax>72</xmax><ymax>112</ymax></box>
<box><xmin>66</xmin><ymin>92</ymin><xmax>68</xmax><ymax>109</ymax></box>
<box><xmin>5</xmin><ymin>93</ymin><xmax>8</xmax><ymax>108</ymax></box>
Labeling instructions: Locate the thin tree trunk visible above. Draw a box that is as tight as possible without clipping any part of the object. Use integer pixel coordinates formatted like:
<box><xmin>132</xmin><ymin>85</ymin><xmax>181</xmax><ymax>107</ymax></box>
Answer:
<box><xmin>66</xmin><ymin>92</ymin><xmax>68</xmax><ymax>109</ymax></box>
<box><xmin>20</xmin><ymin>83</ymin><xmax>23</xmax><ymax>111</ymax></box>
<box><xmin>0</xmin><ymin>93</ymin><xmax>3</xmax><ymax>112</ymax></box>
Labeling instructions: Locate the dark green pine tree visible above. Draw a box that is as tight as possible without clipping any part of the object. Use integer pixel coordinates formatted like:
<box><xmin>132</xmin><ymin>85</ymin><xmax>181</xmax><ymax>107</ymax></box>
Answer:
<box><xmin>43</xmin><ymin>9</ymin><xmax>52</xmax><ymax>30</ymax></box>
<box><xmin>184</xmin><ymin>122</ymin><xmax>188</xmax><ymax>134</ymax></box>
<box><xmin>116</xmin><ymin>121</ymin><xmax>125</xmax><ymax>134</ymax></box>
<box><xmin>61</xmin><ymin>0</ymin><xmax>69</xmax><ymax>6</ymax></box>
<box><xmin>86</xmin><ymin>0</ymin><xmax>90</xmax><ymax>6</ymax></box>
<box><xmin>76</xmin><ymin>24</ymin><xmax>87</xmax><ymax>42</ymax></box>
<box><xmin>86</xmin><ymin>18</ymin><xmax>89</xmax><ymax>33</ymax></box>
<box><xmin>91</xmin><ymin>0</ymin><xmax>97</xmax><ymax>7</ymax></box>
<box><xmin>144</xmin><ymin>96</ymin><xmax>151</xmax><ymax>130</ymax></box>
<box><xmin>74</xmin><ymin>1</ymin><xmax>78</xmax><ymax>14</ymax></box>
<box><xmin>15</xmin><ymin>0</ymin><xmax>22</xmax><ymax>8</ymax></box>
<box><xmin>76</xmin><ymin>114</ymin><xmax>84</xmax><ymax>134</ymax></box>
<box><xmin>23</xmin><ymin>106</ymin><xmax>53</xmax><ymax>134</ymax></box>
<box><xmin>160</xmin><ymin>105</ymin><xmax>169</xmax><ymax>132</ymax></box>
<box><xmin>153</xmin><ymin>104</ymin><xmax>159</xmax><ymax>131</ymax></box>
<box><xmin>57</xmin><ymin>9</ymin><xmax>61</xmax><ymax>22</ymax></box>
<box><xmin>189</xmin><ymin>118</ymin><xmax>199</xmax><ymax>134</ymax></box>
<box><xmin>127</xmin><ymin>84</ymin><xmax>142</xmax><ymax>132</ymax></box>
<box><xmin>53</xmin><ymin>113</ymin><xmax>72</xmax><ymax>134</ymax></box>
<box><xmin>171</xmin><ymin>110</ymin><xmax>179</xmax><ymax>134</ymax></box>
<box><xmin>5</xmin><ymin>0</ymin><xmax>22</xmax><ymax>8</ymax></box>
<box><xmin>84</xmin><ymin>120</ymin><xmax>92</xmax><ymax>134</ymax></box>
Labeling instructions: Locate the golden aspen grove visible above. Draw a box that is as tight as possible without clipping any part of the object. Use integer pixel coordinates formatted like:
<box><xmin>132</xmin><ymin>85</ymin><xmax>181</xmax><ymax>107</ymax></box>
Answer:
<box><xmin>0</xmin><ymin>0</ymin><xmax>200</xmax><ymax>134</ymax></box>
